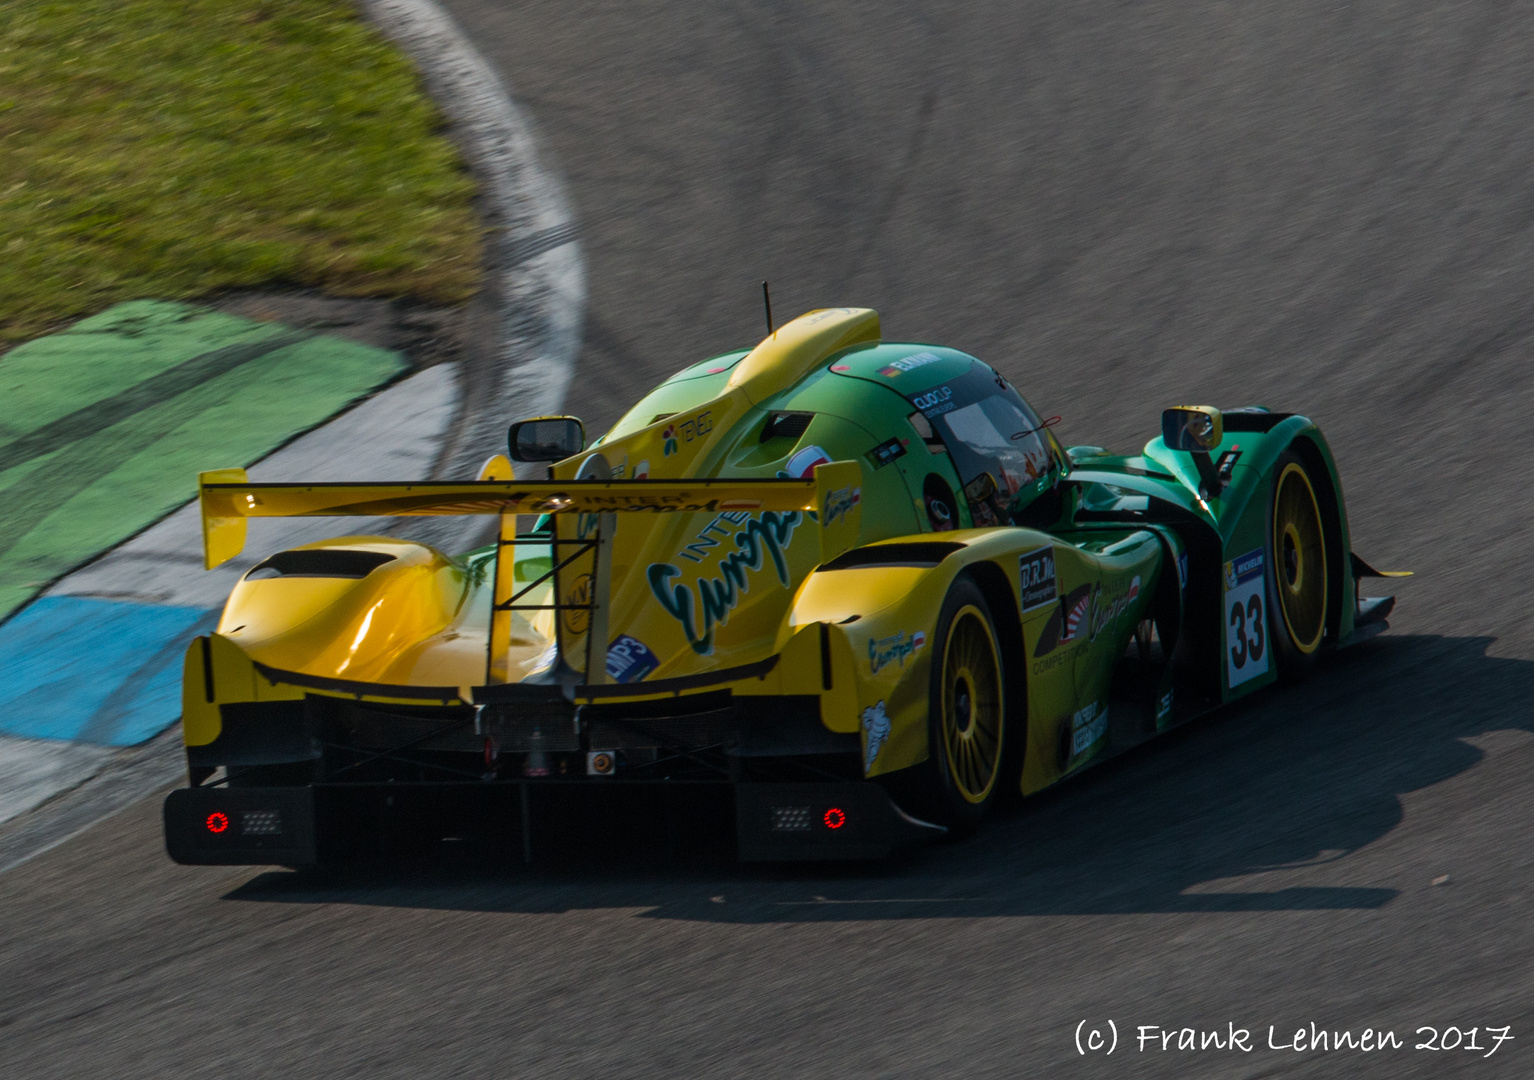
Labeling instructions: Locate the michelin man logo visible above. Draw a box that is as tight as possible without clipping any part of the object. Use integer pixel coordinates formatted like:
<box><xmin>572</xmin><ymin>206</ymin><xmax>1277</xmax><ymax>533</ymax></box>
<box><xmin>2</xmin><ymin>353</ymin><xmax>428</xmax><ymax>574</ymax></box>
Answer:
<box><xmin>862</xmin><ymin>700</ymin><xmax>891</xmax><ymax>773</ymax></box>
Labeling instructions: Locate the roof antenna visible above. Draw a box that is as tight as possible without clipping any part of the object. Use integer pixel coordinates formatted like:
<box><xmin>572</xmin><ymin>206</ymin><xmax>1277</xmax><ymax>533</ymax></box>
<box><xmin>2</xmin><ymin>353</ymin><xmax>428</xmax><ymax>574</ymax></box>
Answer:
<box><xmin>762</xmin><ymin>281</ymin><xmax>774</xmax><ymax>335</ymax></box>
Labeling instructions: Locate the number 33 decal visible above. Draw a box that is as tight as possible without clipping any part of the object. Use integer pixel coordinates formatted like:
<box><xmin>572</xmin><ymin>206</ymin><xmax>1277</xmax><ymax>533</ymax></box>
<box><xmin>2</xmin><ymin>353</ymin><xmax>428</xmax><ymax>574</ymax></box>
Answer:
<box><xmin>1224</xmin><ymin>549</ymin><xmax>1270</xmax><ymax>687</ymax></box>
<box><xmin>1228</xmin><ymin>594</ymin><xmax>1265</xmax><ymax>669</ymax></box>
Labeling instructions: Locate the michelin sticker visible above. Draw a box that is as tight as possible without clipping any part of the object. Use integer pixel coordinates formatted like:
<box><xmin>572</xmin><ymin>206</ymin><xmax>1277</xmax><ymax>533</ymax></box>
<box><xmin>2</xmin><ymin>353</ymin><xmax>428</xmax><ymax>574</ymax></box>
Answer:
<box><xmin>862</xmin><ymin>700</ymin><xmax>891</xmax><ymax>772</ymax></box>
<box><xmin>1224</xmin><ymin>548</ymin><xmax>1268</xmax><ymax>687</ymax></box>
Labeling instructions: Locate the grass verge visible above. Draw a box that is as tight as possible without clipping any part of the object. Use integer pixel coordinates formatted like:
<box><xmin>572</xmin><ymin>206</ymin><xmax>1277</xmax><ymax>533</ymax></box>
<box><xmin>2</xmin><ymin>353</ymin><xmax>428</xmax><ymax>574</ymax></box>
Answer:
<box><xmin>0</xmin><ymin>0</ymin><xmax>481</xmax><ymax>345</ymax></box>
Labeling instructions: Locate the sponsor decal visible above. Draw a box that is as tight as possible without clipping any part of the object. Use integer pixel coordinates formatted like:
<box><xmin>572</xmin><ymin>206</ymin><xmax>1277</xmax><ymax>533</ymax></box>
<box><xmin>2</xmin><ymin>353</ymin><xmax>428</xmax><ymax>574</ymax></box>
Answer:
<box><xmin>1033</xmin><ymin>575</ymin><xmax>1143</xmax><ymax>658</ymax></box>
<box><xmin>822</xmin><ymin>485</ymin><xmax>861</xmax><ymax>527</ymax></box>
<box><xmin>784</xmin><ymin>444</ymin><xmax>831</xmax><ymax>479</ymax></box>
<box><xmin>1018</xmin><ymin>546</ymin><xmax>1057</xmax><ymax>612</ymax></box>
<box><xmin>868</xmin><ymin>630</ymin><xmax>926</xmax><ymax>674</ymax></box>
<box><xmin>1032</xmin><ymin>646</ymin><xmax>1076</xmax><ymax>676</ymax></box>
<box><xmin>1225</xmin><ymin>548</ymin><xmax>1263</xmax><ymax>590</ymax></box>
<box><xmin>606</xmin><ymin>634</ymin><xmax>660</xmax><ymax>683</ymax></box>
<box><xmin>1156</xmin><ymin>689</ymin><xmax>1174</xmax><ymax>725</ymax></box>
<box><xmin>678</xmin><ymin>409</ymin><xmax>712</xmax><ymax>443</ymax></box>
<box><xmin>485</xmin><ymin>489</ymin><xmax>760</xmax><ymax>515</ymax></box>
<box><xmin>633</xmin><ymin>459</ymin><xmax>651</xmax><ymax>480</ymax></box>
<box><xmin>648</xmin><ymin>511</ymin><xmax>804</xmax><ymax>655</ymax></box>
<box><xmin>862</xmin><ymin>700</ymin><xmax>891</xmax><ymax>771</ymax></box>
<box><xmin>877</xmin><ymin>350</ymin><xmax>943</xmax><ymax>377</ymax></box>
<box><xmin>663</xmin><ymin>409</ymin><xmax>714</xmax><ymax>458</ymax></box>
<box><xmin>534</xmin><ymin>494</ymin><xmax>747</xmax><ymax>513</ymax></box>
<box><xmin>1034</xmin><ymin>583</ymin><xmax>1091</xmax><ymax>658</ymax></box>
<box><xmin>869</xmin><ymin>437</ymin><xmax>906</xmax><ymax>468</ymax></box>
<box><xmin>1071</xmin><ymin>701</ymin><xmax>1108</xmax><ymax>756</ymax></box>
<box><xmin>677</xmin><ymin>510</ymin><xmax>754</xmax><ymax>563</ymax></box>
<box><xmin>1224</xmin><ymin>547</ymin><xmax>1268</xmax><ymax>687</ymax></box>
<box><xmin>912</xmin><ymin>385</ymin><xmax>956</xmax><ymax>417</ymax></box>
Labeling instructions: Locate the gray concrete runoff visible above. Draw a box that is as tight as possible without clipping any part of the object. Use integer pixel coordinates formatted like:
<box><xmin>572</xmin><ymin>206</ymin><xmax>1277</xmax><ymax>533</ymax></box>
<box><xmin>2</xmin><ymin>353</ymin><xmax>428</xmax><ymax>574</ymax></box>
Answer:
<box><xmin>0</xmin><ymin>1</ymin><xmax>584</xmax><ymax>869</ymax></box>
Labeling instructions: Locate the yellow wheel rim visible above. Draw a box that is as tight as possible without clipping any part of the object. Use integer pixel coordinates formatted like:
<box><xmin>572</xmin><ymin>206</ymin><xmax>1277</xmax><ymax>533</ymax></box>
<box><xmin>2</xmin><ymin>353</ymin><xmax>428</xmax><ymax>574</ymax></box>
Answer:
<box><xmin>941</xmin><ymin>604</ymin><xmax>1004</xmax><ymax>804</ymax></box>
<box><xmin>1273</xmin><ymin>463</ymin><xmax>1327</xmax><ymax>654</ymax></box>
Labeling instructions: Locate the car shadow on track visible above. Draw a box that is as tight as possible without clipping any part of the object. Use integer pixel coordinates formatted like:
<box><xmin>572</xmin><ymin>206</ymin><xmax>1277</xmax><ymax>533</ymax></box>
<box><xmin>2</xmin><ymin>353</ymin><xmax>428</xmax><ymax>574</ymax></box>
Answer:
<box><xmin>225</xmin><ymin>633</ymin><xmax>1528</xmax><ymax>923</ymax></box>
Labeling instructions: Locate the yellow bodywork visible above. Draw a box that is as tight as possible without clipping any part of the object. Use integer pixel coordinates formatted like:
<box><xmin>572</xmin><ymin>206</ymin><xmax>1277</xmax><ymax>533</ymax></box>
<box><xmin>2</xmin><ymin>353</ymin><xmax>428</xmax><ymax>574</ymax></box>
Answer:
<box><xmin>181</xmin><ymin>307</ymin><xmax>1164</xmax><ymax>796</ymax></box>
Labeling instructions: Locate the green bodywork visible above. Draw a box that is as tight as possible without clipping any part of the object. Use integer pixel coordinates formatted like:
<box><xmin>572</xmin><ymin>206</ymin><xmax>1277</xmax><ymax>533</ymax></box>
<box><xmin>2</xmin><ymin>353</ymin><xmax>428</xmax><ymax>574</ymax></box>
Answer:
<box><xmin>567</xmin><ymin>336</ymin><xmax>1370</xmax><ymax>791</ymax></box>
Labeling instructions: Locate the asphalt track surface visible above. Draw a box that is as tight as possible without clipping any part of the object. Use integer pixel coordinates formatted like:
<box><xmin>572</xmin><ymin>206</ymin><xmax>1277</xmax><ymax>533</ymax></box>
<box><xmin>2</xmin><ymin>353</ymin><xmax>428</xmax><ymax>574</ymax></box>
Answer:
<box><xmin>3</xmin><ymin>2</ymin><xmax>1533</xmax><ymax>1076</ymax></box>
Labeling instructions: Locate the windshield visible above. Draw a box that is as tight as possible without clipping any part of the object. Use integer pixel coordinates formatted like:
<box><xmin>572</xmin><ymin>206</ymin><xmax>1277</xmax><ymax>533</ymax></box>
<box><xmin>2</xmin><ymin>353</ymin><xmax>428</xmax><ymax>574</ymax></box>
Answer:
<box><xmin>904</xmin><ymin>361</ymin><xmax>1057</xmax><ymax>525</ymax></box>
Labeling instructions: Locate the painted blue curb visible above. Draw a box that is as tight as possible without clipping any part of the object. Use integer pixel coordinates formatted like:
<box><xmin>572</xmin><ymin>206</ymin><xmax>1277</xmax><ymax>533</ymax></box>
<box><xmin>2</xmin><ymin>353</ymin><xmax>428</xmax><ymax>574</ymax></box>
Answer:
<box><xmin>0</xmin><ymin>597</ymin><xmax>217</xmax><ymax>746</ymax></box>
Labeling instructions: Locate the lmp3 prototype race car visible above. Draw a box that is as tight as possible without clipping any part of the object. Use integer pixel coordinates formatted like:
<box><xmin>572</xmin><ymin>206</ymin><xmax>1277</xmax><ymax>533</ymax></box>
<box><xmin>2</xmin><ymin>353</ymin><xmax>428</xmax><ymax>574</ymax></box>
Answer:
<box><xmin>164</xmin><ymin>307</ymin><xmax>1401</xmax><ymax>865</ymax></box>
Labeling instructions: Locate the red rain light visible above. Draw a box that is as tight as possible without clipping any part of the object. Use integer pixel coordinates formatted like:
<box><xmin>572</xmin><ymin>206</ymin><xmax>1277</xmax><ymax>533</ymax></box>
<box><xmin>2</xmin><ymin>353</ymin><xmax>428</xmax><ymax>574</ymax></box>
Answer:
<box><xmin>823</xmin><ymin>807</ymin><xmax>847</xmax><ymax>830</ymax></box>
<box><xmin>206</xmin><ymin>812</ymin><xmax>230</xmax><ymax>834</ymax></box>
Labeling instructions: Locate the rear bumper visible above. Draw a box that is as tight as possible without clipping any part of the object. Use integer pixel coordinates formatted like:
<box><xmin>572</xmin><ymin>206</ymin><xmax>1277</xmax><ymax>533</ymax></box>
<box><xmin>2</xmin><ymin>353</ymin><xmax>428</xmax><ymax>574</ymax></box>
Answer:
<box><xmin>164</xmin><ymin>786</ymin><xmax>318</xmax><ymax>867</ymax></box>
<box><xmin>163</xmin><ymin>780</ymin><xmax>943</xmax><ymax>866</ymax></box>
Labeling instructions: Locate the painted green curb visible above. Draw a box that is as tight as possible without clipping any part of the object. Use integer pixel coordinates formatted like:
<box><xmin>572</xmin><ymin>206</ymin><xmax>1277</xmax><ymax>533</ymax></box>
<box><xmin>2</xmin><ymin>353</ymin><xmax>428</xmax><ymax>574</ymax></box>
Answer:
<box><xmin>0</xmin><ymin>300</ymin><xmax>408</xmax><ymax>620</ymax></box>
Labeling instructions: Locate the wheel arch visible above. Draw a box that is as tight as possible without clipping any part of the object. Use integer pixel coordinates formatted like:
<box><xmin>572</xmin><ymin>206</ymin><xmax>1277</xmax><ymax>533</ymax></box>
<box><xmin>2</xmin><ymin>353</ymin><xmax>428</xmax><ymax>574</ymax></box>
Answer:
<box><xmin>967</xmin><ymin>557</ymin><xmax>1028</xmax><ymax>781</ymax></box>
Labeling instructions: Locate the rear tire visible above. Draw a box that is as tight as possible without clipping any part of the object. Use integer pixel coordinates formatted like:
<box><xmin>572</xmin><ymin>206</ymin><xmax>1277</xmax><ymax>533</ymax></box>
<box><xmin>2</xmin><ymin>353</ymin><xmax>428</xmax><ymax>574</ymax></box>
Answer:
<box><xmin>1267</xmin><ymin>450</ymin><xmax>1329</xmax><ymax>681</ymax></box>
<box><xmin>917</xmin><ymin>576</ymin><xmax>1008</xmax><ymax>833</ymax></box>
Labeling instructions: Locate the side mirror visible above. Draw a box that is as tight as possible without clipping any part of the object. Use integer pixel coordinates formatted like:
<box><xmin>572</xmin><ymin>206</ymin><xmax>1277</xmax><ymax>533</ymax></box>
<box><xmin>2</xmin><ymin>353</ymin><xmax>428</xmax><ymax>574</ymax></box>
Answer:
<box><xmin>1161</xmin><ymin>406</ymin><xmax>1223</xmax><ymax>452</ymax></box>
<box><xmin>507</xmin><ymin>416</ymin><xmax>585</xmax><ymax>463</ymax></box>
<box><xmin>962</xmin><ymin>471</ymin><xmax>998</xmax><ymax>505</ymax></box>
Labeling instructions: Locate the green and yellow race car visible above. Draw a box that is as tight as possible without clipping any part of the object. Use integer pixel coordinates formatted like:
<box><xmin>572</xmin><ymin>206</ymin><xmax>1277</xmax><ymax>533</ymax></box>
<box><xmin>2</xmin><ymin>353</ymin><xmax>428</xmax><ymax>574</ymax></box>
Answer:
<box><xmin>164</xmin><ymin>307</ymin><xmax>1402</xmax><ymax>865</ymax></box>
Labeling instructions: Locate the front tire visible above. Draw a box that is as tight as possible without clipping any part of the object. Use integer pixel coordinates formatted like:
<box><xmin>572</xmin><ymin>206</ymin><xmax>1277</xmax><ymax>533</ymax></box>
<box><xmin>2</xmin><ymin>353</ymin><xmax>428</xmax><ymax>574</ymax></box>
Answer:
<box><xmin>918</xmin><ymin>576</ymin><xmax>1007</xmax><ymax>832</ymax></box>
<box><xmin>1268</xmin><ymin>450</ymin><xmax>1329</xmax><ymax>680</ymax></box>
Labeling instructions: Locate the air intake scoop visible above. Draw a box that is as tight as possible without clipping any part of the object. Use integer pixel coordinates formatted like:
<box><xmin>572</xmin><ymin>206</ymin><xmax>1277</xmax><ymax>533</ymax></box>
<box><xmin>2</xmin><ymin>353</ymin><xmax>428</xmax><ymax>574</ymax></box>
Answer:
<box><xmin>245</xmin><ymin>549</ymin><xmax>396</xmax><ymax>580</ymax></box>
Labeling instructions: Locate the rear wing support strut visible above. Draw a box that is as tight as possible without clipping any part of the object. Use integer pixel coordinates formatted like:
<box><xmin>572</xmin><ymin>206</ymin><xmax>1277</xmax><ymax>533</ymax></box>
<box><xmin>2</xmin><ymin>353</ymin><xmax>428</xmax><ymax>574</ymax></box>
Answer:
<box><xmin>487</xmin><ymin>527</ymin><xmax>610</xmax><ymax>688</ymax></box>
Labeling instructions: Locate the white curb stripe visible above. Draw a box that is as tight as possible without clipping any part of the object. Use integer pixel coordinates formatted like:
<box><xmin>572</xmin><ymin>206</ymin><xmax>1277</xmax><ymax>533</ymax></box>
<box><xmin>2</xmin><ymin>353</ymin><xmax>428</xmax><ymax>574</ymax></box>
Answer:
<box><xmin>49</xmin><ymin>364</ymin><xmax>462</xmax><ymax>609</ymax></box>
<box><xmin>360</xmin><ymin>0</ymin><xmax>587</xmax><ymax>429</ymax></box>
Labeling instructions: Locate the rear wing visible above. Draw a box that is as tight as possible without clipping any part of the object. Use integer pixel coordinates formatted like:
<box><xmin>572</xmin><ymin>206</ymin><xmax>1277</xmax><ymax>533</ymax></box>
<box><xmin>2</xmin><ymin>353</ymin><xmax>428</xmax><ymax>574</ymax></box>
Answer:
<box><xmin>197</xmin><ymin>460</ymin><xmax>864</xmax><ymax>687</ymax></box>
<box><xmin>199</xmin><ymin>462</ymin><xmax>862</xmax><ymax>568</ymax></box>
